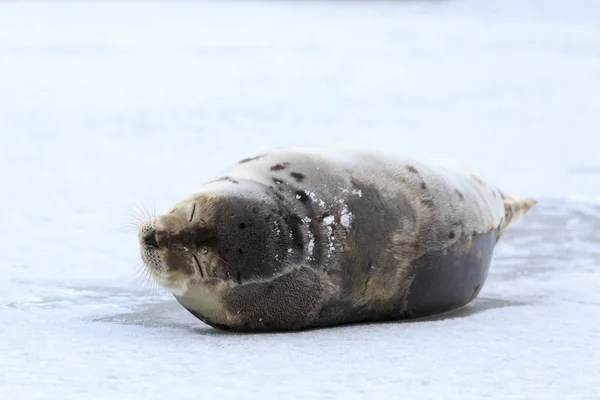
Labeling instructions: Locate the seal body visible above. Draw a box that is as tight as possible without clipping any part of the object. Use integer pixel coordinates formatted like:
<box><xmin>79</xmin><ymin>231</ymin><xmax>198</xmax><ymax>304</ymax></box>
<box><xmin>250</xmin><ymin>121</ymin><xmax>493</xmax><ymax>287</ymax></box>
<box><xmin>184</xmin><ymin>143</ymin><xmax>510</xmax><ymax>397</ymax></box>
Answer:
<box><xmin>138</xmin><ymin>148</ymin><xmax>536</xmax><ymax>331</ymax></box>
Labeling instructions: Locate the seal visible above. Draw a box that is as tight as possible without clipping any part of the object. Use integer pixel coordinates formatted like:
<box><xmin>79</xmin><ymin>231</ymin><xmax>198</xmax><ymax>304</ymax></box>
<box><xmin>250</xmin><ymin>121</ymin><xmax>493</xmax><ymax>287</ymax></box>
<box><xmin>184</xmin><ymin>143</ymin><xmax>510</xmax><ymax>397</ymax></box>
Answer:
<box><xmin>138</xmin><ymin>147</ymin><xmax>536</xmax><ymax>332</ymax></box>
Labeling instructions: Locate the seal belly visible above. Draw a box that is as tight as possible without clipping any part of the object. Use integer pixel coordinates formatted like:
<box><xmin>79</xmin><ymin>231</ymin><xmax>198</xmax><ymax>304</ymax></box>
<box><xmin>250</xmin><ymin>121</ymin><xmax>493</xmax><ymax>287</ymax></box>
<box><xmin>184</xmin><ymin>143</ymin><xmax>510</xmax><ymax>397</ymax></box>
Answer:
<box><xmin>404</xmin><ymin>228</ymin><xmax>498</xmax><ymax>318</ymax></box>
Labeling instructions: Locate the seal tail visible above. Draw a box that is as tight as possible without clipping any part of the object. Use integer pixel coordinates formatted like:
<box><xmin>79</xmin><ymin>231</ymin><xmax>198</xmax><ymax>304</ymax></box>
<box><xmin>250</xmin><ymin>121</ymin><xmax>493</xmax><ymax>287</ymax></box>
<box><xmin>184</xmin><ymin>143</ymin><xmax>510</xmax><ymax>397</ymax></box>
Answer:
<box><xmin>499</xmin><ymin>193</ymin><xmax>537</xmax><ymax>235</ymax></box>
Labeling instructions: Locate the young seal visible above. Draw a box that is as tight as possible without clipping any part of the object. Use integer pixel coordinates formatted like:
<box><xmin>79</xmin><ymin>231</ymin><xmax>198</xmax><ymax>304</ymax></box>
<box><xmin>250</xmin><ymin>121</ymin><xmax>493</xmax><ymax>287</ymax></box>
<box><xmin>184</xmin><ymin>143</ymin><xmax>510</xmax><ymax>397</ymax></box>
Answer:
<box><xmin>138</xmin><ymin>148</ymin><xmax>536</xmax><ymax>332</ymax></box>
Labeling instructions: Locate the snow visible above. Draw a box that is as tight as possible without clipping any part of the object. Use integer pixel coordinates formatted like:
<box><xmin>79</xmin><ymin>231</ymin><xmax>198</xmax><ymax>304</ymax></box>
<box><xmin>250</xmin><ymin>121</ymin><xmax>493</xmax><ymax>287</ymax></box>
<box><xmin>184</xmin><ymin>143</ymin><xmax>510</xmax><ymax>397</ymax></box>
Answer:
<box><xmin>323</xmin><ymin>216</ymin><xmax>336</xmax><ymax>226</ymax></box>
<box><xmin>1</xmin><ymin>0</ymin><xmax>599</xmax><ymax>399</ymax></box>
<box><xmin>340</xmin><ymin>212</ymin><xmax>352</xmax><ymax>228</ymax></box>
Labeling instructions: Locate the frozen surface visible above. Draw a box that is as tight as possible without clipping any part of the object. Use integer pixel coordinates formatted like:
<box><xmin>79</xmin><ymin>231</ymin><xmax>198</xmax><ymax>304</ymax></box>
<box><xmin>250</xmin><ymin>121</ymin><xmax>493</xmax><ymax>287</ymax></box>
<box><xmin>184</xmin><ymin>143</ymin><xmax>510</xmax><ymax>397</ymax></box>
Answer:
<box><xmin>1</xmin><ymin>0</ymin><xmax>599</xmax><ymax>399</ymax></box>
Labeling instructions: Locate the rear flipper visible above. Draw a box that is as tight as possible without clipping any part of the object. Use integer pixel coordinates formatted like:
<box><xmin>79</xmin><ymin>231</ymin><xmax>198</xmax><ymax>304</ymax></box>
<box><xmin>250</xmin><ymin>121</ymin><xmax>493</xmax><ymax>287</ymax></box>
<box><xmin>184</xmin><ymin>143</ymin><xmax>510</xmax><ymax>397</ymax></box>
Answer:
<box><xmin>499</xmin><ymin>192</ymin><xmax>537</xmax><ymax>235</ymax></box>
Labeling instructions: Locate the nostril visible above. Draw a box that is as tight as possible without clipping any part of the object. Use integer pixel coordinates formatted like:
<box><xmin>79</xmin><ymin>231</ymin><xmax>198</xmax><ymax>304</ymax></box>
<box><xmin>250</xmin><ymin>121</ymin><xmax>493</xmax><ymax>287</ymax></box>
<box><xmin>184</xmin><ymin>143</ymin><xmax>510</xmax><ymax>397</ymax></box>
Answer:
<box><xmin>144</xmin><ymin>230</ymin><xmax>158</xmax><ymax>248</ymax></box>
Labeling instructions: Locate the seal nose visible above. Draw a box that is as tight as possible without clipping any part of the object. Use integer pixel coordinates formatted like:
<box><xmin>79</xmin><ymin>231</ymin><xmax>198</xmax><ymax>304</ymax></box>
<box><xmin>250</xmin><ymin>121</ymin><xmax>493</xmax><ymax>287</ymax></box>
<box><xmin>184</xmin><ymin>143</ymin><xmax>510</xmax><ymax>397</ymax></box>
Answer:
<box><xmin>143</xmin><ymin>230</ymin><xmax>159</xmax><ymax>248</ymax></box>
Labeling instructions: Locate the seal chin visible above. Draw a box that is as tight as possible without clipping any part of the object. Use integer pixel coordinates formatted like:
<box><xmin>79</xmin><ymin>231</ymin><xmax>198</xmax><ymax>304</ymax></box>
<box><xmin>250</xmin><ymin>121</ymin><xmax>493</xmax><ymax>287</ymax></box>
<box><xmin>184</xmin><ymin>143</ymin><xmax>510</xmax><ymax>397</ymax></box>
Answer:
<box><xmin>159</xmin><ymin>271</ymin><xmax>191</xmax><ymax>296</ymax></box>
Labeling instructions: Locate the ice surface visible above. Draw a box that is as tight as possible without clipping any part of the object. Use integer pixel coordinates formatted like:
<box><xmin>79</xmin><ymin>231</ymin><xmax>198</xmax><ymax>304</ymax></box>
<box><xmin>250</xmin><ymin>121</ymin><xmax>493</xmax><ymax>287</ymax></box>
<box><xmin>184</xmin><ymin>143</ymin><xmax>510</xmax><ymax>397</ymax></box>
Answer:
<box><xmin>1</xmin><ymin>1</ymin><xmax>599</xmax><ymax>399</ymax></box>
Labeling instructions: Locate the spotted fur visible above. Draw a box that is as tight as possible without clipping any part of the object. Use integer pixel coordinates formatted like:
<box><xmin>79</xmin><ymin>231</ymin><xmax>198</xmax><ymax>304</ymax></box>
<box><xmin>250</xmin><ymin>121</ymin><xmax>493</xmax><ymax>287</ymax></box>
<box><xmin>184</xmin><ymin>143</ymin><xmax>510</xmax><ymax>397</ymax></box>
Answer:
<box><xmin>138</xmin><ymin>147</ymin><xmax>536</xmax><ymax>331</ymax></box>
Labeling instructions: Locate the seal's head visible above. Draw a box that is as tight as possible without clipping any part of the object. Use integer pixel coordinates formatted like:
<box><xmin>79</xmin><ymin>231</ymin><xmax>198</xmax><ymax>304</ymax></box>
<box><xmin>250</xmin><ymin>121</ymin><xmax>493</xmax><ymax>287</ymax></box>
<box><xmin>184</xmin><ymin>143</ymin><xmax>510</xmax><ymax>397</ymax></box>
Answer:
<box><xmin>138</xmin><ymin>175</ymin><xmax>329</xmax><ymax>331</ymax></box>
<box><xmin>138</xmin><ymin>182</ymin><xmax>303</xmax><ymax>297</ymax></box>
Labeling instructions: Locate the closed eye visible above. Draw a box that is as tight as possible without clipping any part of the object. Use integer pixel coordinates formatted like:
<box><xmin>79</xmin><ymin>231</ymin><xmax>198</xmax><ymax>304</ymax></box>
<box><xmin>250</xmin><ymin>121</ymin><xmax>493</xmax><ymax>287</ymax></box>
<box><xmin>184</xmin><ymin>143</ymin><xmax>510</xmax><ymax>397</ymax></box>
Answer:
<box><xmin>189</xmin><ymin>203</ymin><xmax>196</xmax><ymax>222</ymax></box>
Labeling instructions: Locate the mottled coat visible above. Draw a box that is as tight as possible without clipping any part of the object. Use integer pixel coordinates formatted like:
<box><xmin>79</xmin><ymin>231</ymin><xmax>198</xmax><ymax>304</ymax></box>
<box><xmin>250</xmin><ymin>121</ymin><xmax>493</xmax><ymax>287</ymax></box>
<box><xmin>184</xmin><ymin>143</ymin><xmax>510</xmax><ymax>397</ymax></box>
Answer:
<box><xmin>139</xmin><ymin>148</ymin><xmax>536</xmax><ymax>331</ymax></box>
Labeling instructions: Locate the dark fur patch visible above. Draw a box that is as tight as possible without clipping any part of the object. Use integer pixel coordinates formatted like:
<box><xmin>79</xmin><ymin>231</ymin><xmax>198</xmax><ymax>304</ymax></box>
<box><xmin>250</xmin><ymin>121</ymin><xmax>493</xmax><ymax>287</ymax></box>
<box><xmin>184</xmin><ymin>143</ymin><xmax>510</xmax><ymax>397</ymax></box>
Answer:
<box><xmin>162</xmin><ymin>227</ymin><xmax>218</xmax><ymax>248</ymax></box>
<box><xmin>455</xmin><ymin>189</ymin><xmax>465</xmax><ymax>201</ymax></box>
<box><xmin>421</xmin><ymin>198</ymin><xmax>434</xmax><ymax>208</ymax></box>
<box><xmin>238</xmin><ymin>155</ymin><xmax>263</xmax><ymax>164</ymax></box>
<box><xmin>308</xmin><ymin>219</ymin><xmax>323</xmax><ymax>264</ymax></box>
<box><xmin>270</xmin><ymin>163</ymin><xmax>289</xmax><ymax>171</ymax></box>
<box><xmin>285</xmin><ymin>214</ymin><xmax>304</xmax><ymax>249</ymax></box>
<box><xmin>295</xmin><ymin>190</ymin><xmax>310</xmax><ymax>203</ymax></box>
<box><xmin>290</xmin><ymin>172</ymin><xmax>305</xmax><ymax>182</ymax></box>
<box><xmin>312</xmin><ymin>178</ymin><xmax>414</xmax><ymax>327</ymax></box>
<box><xmin>406</xmin><ymin>165</ymin><xmax>419</xmax><ymax>174</ymax></box>
<box><xmin>420</xmin><ymin>182</ymin><xmax>427</xmax><ymax>190</ymax></box>
<box><xmin>216</xmin><ymin>176</ymin><xmax>239</xmax><ymax>184</ymax></box>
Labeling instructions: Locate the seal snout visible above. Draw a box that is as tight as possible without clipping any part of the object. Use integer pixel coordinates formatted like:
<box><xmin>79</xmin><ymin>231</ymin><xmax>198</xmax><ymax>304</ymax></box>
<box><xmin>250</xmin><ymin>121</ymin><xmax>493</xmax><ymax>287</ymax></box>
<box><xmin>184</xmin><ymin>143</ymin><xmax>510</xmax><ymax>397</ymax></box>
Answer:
<box><xmin>143</xmin><ymin>229</ymin><xmax>159</xmax><ymax>249</ymax></box>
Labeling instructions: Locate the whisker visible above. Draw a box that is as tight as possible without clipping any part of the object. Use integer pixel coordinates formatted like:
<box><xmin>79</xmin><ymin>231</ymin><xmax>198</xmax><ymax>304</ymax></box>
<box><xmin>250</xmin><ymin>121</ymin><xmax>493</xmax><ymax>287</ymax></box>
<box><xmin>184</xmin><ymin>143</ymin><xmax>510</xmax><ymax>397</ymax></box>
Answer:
<box><xmin>136</xmin><ymin>199</ymin><xmax>156</xmax><ymax>223</ymax></box>
<box><xmin>121</xmin><ymin>214</ymin><xmax>144</xmax><ymax>232</ymax></box>
<box><xmin>120</xmin><ymin>200</ymin><xmax>158</xmax><ymax>235</ymax></box>
<box><xmin>212</xmin><ymin>252</ymin><xmax>230</xmax><ymax>267</ymax></box>
<box><xmin>131</xmin><ymin>258</ymin><xmax>169</xmax><ymax>329</ymax></box>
